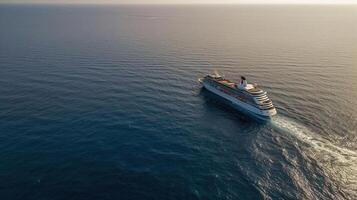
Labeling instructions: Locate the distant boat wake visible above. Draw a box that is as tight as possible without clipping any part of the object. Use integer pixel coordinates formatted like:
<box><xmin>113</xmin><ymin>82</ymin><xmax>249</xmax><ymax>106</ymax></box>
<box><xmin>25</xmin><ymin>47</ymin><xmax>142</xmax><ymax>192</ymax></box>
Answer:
<box><xmin>270</xmin><ymin>116</ymin><xmax>357</xmax><ymax>197</ymax></box>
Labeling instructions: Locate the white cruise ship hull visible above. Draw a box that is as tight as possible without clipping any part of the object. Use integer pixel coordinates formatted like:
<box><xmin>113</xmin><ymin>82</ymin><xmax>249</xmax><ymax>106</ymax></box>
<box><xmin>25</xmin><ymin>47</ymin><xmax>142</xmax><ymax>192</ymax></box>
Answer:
<box><xmin>201</xmin><ymin>80</ymin><xmax>277</xmax><ymax>120</ymax></box>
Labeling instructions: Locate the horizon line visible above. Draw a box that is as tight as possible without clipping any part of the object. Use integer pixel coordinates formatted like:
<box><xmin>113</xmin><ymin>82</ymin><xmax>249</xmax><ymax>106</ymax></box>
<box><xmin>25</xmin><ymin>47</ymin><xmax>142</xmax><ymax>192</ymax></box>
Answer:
<box><xmin>1</xmin><ymin>2</ymin><xmax>357</xmax><ymax>5</ymax></box>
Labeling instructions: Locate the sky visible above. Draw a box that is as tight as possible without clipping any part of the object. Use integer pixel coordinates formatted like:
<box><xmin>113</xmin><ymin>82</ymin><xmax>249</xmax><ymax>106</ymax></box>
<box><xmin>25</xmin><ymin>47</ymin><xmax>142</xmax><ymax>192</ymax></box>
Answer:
<box><xmin>1</xmin><ymin>0</ymin><xmax>357</xmax><ymax>4</ymax></box>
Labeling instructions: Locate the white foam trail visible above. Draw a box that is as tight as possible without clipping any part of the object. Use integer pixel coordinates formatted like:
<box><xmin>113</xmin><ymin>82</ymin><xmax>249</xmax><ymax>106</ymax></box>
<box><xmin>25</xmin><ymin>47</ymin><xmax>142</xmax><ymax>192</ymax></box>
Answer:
<box><xmin>271</xmin><ymin>116</ymin><xmax>357</xmax><ymax>197</ymax></box>
<box><xmin>271</xmin><ymin>116</ymin><xmax>357</xmax><ymax>161</ymax></box>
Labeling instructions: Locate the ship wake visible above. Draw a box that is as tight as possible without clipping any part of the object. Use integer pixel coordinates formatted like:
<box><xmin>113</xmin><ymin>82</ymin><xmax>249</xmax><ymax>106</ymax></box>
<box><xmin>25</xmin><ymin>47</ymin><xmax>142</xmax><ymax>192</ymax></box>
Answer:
<box><xmin>270</xmin><ymin>116</ymin><xmax>357</xmax><ymax>198</ymax></box>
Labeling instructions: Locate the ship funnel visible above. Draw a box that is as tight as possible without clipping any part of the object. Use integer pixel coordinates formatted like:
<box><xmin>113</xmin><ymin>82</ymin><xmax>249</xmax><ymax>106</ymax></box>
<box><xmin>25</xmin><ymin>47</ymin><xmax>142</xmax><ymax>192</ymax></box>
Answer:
<box><xmin>240</xmin><ymin>76</ymin><xmax>247</xmax><ymax>87</ymax></box>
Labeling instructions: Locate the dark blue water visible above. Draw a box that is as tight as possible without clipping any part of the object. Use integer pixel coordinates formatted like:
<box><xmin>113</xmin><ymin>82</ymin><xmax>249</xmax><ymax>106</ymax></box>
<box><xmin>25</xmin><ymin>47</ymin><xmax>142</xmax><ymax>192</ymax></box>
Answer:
<box><xmin>1</xmin><ymin>4</ymin><xmax>356</xmax><ymax>200</ymax></box>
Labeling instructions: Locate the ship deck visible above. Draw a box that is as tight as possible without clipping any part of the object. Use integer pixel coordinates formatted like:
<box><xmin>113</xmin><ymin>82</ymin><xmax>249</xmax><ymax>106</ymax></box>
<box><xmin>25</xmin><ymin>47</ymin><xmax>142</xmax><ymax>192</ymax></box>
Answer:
<box><xmin>214</xmin><ymin>78</ymin><xmax>262</xmax><ymax>93</ymax></box>
<box><xmin>217</xmin><ymin>79</ymin><xmax>236</xmax><ymax>88</ymax></box>
<box><xmin>247</xmin><ymin>87</ymin><xmax>262</xmax><ymax>93</ymax></box>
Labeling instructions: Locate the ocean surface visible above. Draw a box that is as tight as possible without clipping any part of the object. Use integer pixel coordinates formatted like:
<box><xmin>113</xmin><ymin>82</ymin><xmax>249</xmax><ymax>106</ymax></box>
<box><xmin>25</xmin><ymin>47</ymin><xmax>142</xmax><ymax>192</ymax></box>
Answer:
<box><xmin>0</xmin><ymin>4</ymin><xmax>356</xmax><ymax>200</ymax></box>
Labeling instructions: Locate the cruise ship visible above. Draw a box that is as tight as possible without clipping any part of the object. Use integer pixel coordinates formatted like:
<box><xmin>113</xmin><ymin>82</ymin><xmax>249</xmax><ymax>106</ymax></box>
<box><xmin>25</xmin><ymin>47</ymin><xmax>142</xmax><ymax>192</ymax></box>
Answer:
<box><xmin>199</xmin><ymin>72</ymin><xmax>277</xmax><ymax>119</ymax></box>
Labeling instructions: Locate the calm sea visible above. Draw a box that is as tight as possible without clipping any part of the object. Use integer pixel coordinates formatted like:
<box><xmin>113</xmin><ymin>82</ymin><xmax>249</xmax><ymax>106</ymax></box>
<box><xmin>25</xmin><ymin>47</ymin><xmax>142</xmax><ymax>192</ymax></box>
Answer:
<box><xmin>0</xmin><ymin>4</ymin><xmax>356</xmax><ymax>200</ymax></box>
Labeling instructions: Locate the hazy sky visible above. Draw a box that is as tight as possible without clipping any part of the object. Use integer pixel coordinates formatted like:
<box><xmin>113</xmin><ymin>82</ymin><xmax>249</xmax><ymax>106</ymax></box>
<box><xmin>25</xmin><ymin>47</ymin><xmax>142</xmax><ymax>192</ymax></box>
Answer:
<box><xmin>1</xmin><ymin>0</ymin><xmax>357</xmax><ymax>4</ymax></box>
